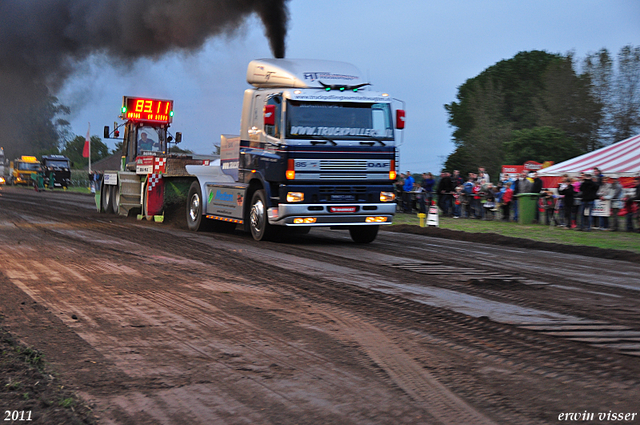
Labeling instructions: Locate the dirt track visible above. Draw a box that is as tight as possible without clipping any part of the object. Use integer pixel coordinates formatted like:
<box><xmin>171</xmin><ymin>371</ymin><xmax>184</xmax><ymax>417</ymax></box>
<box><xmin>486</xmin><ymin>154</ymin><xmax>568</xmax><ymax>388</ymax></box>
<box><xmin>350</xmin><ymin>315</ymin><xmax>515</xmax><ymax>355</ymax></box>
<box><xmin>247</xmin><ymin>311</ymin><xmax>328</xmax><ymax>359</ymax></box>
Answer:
<box><xmin>1</xmin><ymin>186</ymin><xmax>639</xmax><ymax>424</ymax></box>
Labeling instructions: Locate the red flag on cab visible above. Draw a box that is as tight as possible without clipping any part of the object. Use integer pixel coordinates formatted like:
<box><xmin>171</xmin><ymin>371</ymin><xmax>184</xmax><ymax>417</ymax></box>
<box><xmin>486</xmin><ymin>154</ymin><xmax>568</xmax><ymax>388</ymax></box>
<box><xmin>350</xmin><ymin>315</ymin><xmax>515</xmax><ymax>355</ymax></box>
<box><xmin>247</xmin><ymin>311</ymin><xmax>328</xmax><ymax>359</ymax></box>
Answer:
<box><xmin>82</xmin><ymin>123</ymin><xmax>90</xmax><ymax>158</ymax></box>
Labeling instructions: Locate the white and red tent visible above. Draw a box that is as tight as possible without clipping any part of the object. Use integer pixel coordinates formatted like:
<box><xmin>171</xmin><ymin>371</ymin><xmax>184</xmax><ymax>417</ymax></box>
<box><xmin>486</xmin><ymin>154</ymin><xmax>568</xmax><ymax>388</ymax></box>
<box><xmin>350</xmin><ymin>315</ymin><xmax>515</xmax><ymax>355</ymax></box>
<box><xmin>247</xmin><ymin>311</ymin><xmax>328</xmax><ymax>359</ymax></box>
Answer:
<box><xmin>538</xmin><ymin>133</ymin><xmax>640</xmax><ymax>188</ymax></box>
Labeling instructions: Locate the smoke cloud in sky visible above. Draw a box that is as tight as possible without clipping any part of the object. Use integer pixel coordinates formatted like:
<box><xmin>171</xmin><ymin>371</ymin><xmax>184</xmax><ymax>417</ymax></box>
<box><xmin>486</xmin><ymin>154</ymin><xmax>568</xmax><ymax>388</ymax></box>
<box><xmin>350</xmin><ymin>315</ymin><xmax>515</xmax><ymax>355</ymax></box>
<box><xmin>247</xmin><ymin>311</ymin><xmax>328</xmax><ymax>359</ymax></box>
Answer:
<box><xmin>0</xmin><ymin>0</ymin><xmax>289</xmax><ymax>159</ymax></box>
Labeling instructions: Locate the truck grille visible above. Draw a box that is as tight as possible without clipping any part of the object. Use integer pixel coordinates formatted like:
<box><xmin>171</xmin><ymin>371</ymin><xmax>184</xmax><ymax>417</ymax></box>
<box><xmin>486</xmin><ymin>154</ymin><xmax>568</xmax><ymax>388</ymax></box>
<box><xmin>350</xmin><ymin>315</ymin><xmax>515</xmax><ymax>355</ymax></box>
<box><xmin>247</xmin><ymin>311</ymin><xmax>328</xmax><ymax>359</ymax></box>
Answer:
<box><xmin>319</xmin><ymin>160</ymin><xmax>367</xmax><ymax>171</ymax></box>
<box><xmin>319</xmin><ymin>186</ymin><xmax>367</xmax><ymax>194</ymax></box>
<box><xmin>319</xmin><ymin>173</ymin><xmax>367</xmax><ymax>180</ymax></box>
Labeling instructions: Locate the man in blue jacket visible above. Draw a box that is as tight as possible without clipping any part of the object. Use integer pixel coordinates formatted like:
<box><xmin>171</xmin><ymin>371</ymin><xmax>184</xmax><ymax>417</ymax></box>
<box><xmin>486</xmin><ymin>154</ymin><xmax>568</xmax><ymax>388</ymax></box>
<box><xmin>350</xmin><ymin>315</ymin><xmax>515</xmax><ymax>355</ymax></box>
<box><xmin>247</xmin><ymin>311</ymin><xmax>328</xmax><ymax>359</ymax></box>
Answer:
<box><xmin>403</xmin><ymin>171</ymin><xmax>415</xmax><ymax>213</ymax></box>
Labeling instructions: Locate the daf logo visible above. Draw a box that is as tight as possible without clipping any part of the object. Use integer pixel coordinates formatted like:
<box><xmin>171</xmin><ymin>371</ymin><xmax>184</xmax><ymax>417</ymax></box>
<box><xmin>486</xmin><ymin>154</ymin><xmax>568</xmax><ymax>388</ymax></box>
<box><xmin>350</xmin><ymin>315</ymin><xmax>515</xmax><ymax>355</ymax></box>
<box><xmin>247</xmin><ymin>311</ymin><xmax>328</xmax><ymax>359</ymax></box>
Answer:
<box><xmin>367</xmin><ymin>162</ymin><xmax>388</xmax><ymax>168</ymax></box>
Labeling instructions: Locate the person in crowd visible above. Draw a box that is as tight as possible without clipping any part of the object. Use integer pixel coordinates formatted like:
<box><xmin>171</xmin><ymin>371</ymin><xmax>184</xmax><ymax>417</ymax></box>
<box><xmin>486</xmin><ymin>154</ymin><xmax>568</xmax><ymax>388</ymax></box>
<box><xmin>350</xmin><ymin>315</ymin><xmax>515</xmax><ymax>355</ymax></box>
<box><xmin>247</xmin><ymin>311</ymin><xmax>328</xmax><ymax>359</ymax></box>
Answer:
<box><xmin>451</xmin><ymin>169</ymin><xmax>464</xmax><ymax>187</ymax></box>
<box><xmin>494</xmin><ymin>181</ymin><xmax>504</xmax><ymax>204</ymax></box>
<box><xmin>437</xmin><ymin>171</ymin><xmax>454</xmax><ymax>216</ymax></box>
<box><xmin>402</xmin><ymin>171</ymin><xmax>415</xmax><ymax>213</ymax></box>
<box><xmin>571</xmin><ymin>175</ymin><xmax>584</xmax><ymax>228</ymax></box>
<box><xmin>477</xmin><ymin>167</ymin><xmax>490</xmax><ymax>184</ymax></box>
<box><xmin>596</xmin><ymin>176</ymin><xmax>614</xmax><ymax>230</ymax></box>
<box><xmin>421</xmin><ymin>172</ymin><xmax>435</xmax><ymax>207</ymax></box>
<box><xmin>521</xmin><ymin>172</ymin><xmax>534</xmax><ymax>193</ymax></box>
<box><xmin>512</xmin><ymin>171</ymin><xmax>528</xmax><ymax>221</ymax></box>
<box><xmin>462</xmin><ymin>175</ymin><xmax>474</xmax><ymax>218</ymax></box>
<box><xmin>608</xmin><ymin>176</ymin><xmax>624</xmax><ymax>232</ymax></box>
<box><xmin>501</xmin><ymin>173</ymin><xmax>512</xmax><ymax>187</ymax></box>
<box><xmin>540</xmin><ymin>189</ymin><xmax>556</xmax><ymax>225</ymax></box>
<box><xmin>482</xmin><ymin>184</ymin><xmax>496</xmax><ymax>220</ymax></box>
<box><xmin>577</xmin><ymin>173</ymin><xmax>599</xmax><ymax>231</ymax></box>
<box><xmin>573</xmin><ymin>174</ymin><xmax>584</xmax><ymax>192</ymax></box>
<box><xmin>557</xmin><ymin>175</ymin><xmax>574</xmax><ymax>228</ymax></box>
<box><xmin>593</xmin><ymin>167</ymin><xmax>604</xmax><ymax>186</ymax></box>
<box><xmin>532</xmin><ymin>172</ymin><xmax>543</xmax><ymax>223</ymax></box>
<box><xmin>471</xmin><ymin>180</ymin><xmax>484</xmax><ymax>219</ymax></box>
<box><xmin>452</xmin><ymin>186</ymin><xmax>463</xmax><ymax>218</ymax></box>
<box><xmin>501</xmin><ymin>182</ymin><xmax>513</xmax><ymax>221</ymax></box>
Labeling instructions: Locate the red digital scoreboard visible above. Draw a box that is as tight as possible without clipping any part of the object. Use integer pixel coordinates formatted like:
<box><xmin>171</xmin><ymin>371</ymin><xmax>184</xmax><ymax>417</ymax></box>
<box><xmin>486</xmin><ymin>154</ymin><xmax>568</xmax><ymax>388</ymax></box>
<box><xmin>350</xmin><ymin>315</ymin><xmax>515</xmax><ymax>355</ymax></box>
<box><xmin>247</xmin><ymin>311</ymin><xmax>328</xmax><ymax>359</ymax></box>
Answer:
<box><xmin>121</xmin><ymin>96</ymin><xmax>174</xmax><ymax>124</ymax></box>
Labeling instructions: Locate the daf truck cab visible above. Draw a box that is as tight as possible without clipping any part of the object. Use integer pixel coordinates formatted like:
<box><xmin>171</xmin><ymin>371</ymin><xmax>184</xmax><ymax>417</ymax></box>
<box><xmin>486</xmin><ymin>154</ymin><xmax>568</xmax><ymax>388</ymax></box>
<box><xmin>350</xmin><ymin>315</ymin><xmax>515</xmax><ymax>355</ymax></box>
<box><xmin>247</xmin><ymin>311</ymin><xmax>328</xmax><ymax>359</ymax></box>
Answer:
<box><xmin>186</xmin><ymin>58</ymin><xmax>404</xmax><ymax>243</ymax></box>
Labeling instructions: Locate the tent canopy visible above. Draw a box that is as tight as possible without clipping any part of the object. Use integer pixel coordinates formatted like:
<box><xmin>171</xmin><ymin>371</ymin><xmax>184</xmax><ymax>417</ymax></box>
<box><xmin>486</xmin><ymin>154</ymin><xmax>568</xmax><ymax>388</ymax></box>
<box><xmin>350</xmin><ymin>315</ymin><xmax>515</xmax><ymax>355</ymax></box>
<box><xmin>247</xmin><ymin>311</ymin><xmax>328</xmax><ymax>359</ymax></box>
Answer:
<box><xmin>538</xmin><ymin>133</ymin><xmax>640</xmax><ymax>178</ymax></box>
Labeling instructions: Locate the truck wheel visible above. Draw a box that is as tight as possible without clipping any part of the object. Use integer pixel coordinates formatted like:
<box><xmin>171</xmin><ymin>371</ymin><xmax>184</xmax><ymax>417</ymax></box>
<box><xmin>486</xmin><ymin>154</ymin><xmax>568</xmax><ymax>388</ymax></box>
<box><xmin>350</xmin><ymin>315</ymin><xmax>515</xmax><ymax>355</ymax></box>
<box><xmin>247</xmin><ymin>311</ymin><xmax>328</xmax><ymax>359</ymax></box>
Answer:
<box><xmin>101</xmin><ymin>182</ymin><xmax>113</xmax><ymax>214</ymax></box>
<box><xmin>111</xmin><ymin>185</ymin><xmax>120</xmax><ymax>214</ymax></box>
<box><xmin>249</xmin><ymin>190</ymin><xmax>273</xmax><ymax>241</ymax></box>
<box><xmin>349</xmin><ymin>225</ymin><xmax>379</xmax><ymax>244</ymax></box>
<box><xmin>186</xmin><ymin>181</ymin><xmax>207</xmax><ymax>231</ymax></box>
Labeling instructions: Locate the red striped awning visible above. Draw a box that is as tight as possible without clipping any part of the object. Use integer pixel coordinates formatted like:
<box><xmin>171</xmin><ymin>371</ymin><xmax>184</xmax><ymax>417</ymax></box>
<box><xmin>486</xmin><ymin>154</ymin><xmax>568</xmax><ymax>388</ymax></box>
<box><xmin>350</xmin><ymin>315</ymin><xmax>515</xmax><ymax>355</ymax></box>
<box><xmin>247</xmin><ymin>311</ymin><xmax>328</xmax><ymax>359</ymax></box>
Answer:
<box><xmin>538</xmin><ymin>134</ymin><xmax>640</xmax><ymax>177</ymax></box>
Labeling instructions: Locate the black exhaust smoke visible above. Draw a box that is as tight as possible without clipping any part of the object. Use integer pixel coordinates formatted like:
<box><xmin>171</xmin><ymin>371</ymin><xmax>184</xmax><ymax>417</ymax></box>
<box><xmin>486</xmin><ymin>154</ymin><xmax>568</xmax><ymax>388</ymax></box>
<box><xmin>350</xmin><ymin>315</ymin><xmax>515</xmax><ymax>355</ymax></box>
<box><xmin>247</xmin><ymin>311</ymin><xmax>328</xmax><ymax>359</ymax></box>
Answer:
<box><xmin>0</xmin><ymin>0</ymin><xmax>290</xmax><ymax>159</ymax></box>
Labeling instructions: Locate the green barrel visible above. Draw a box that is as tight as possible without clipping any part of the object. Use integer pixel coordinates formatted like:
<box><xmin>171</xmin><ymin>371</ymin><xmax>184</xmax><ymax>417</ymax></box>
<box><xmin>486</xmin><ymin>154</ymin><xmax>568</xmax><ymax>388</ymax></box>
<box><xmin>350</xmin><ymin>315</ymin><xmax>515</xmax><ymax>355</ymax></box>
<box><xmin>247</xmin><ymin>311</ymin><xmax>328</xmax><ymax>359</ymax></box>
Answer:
<box><xmin>515</xmin><ymin>193</ymin><xmax>540</xmax><ymax>224</ymax></box>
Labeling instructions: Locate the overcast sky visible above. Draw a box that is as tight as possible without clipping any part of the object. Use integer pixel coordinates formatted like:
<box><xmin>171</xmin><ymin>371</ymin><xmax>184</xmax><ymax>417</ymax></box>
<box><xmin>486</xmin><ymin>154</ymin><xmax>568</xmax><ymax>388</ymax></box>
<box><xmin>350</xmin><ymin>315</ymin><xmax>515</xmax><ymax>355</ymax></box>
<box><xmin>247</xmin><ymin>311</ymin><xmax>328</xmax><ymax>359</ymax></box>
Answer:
<box><xmin>57</xmin><ymin>0</ymin><xmax>640</xmax><ymax>174</ymax></box>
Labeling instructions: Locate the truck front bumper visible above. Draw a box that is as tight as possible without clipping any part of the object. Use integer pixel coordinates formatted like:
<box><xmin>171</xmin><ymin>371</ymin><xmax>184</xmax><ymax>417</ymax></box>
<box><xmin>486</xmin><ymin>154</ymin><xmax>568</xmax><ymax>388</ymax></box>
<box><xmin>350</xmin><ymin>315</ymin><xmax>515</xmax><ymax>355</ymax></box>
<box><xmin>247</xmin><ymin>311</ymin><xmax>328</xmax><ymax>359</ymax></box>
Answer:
<box><xmin>267</xmin><ymin>203</ymin><xmax>396</xmax><ymax>226</ymax></box>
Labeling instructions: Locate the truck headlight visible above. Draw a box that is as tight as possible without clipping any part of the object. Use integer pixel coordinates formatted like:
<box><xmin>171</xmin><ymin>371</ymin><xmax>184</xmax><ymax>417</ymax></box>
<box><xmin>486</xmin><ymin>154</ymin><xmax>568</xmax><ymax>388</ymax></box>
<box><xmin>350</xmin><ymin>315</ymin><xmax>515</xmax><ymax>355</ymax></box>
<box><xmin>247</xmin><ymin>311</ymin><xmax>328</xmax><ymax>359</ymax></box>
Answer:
<box><xmin>380</xmin><ymin>192</ymin><xmax>395</xmax><ymax>202</ymax></box>
<box><xmin>366</xmin><ymin>216</ymin><xmax>388</xmax><ymax>223</ymax></box>
<box><xmin>294</xmin><ymin>217</ymin><xmax>316</xmax><ymax>224</ymax></box>
<box><xmin>287</xmin><ymin>192</ymin><xmax>304</xmax><ymax>202</ymax></box>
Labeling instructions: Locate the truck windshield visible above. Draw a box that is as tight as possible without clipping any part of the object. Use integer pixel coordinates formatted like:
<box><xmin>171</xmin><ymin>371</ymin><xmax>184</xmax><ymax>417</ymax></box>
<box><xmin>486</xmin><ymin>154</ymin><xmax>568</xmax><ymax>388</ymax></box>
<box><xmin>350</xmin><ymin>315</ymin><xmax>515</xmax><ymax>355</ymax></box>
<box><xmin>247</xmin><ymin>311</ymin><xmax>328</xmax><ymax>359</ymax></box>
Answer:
<box><xmin>137</xmin><ymin>125</ymin><xmax>165</xmax><ymax>154</ymax></box>
<box><xmin>45</xmin><ymin>160</ymin><xmax>70</xmax><ymax>168</ymax></box>
<box><xmin>286</xmin><ymin>101</ymin><xmax>393</xmax><ymax>140</ymax></box>
<box><xmin>18</xmin><ymin>162</ymin><xmax>41</xmax><ymax>171</ymax></box>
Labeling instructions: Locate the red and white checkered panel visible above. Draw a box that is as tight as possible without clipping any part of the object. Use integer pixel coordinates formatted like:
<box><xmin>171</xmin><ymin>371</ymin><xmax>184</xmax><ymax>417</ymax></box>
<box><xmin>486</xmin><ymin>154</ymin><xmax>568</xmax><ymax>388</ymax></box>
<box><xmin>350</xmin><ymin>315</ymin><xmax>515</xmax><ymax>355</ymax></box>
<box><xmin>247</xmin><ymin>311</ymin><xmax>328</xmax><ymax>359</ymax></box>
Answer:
<box><xmin>154</xmin><ymin>157</ymin><xmax>167</xmax><ymax>173</ymax></box>
<box><xmin>148</xmin><ymin>174</ymin><xmax>162</xmax><ymax>191</ymax></box>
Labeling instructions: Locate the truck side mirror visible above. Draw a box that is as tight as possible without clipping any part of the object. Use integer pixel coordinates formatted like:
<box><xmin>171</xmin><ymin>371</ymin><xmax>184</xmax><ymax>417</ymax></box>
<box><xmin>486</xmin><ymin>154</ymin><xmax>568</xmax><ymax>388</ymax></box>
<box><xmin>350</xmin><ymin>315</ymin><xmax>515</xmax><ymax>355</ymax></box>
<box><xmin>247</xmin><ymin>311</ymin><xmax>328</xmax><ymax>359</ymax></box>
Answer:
<box><xmin>175</xmin><ymin>132</ymin><xmax>182</xmax><ymax>144</ymax></box>
<box><xmin>264</xmin><ymin>105</ymin><xmax>276</xmax><ymax>126</ymax></box>
<box><xmin>104</xmin><ymin>126</ymin><xmax>110</xmax><ymax>138</ymax></box>
<box><xmin>396</xmin><ymin>110</ymin><xmax>406</xmax><ymax>129</ymax></box>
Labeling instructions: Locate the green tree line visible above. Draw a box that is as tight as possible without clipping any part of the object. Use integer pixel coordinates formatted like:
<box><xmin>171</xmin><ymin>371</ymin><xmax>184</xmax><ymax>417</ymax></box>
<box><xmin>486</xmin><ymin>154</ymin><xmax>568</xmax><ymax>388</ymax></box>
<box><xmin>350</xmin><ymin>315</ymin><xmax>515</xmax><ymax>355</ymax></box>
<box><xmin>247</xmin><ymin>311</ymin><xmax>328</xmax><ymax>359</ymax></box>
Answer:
<box><xmin>443</xmin><ymin>45</ymin><xmax>640</xmax><ymax>181</ymax></box>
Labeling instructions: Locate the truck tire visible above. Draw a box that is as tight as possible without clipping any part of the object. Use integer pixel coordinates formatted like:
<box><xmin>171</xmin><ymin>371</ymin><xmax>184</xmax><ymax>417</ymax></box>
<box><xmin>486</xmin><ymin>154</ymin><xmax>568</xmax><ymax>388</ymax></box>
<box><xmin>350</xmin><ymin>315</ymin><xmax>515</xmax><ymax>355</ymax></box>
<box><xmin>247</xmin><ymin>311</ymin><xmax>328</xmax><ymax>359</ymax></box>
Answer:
<box><xmin>186</xmin><ymin>181</ymin><xmax>207</xmax><ymax>231</ymax></box>
<box><xmin>101</xmin><ymin>182</ymin><xmax>113</xmax><ymax>214</ymax></box>
<box><xmin>349</xmin><ymin>225</ymin><xmax>379</xmax><ymax>244</ymax></box>
<box><xmin>249</xmin><ymin>189</ymin><xmax>274</xmax><ymax>241</ymax></box>
<box><xmin>111</xmin><ymin>185</ymin><xmax>120</xmax><ymax>214</ymax></box>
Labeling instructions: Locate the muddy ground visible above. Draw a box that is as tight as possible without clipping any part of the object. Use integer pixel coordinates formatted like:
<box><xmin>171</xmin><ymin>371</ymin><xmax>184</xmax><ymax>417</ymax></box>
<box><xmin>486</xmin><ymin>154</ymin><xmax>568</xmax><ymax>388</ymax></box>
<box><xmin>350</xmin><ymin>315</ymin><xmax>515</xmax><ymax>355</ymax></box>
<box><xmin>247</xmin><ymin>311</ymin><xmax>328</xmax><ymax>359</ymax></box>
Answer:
<box><xmin>1</xmin><ymin>186</ymin><xmax>639</xmax><ymax>424</ymax></box>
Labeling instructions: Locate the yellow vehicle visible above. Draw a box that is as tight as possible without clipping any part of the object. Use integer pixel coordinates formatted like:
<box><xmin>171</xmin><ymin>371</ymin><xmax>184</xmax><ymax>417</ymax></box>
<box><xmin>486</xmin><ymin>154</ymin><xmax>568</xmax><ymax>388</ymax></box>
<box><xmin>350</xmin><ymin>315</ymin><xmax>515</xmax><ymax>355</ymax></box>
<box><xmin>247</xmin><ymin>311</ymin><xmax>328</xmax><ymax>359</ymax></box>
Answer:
<box><xmin>9</xmin><ymin>156</ymin><xmax>41</xmax><ymax>186</ymax></box>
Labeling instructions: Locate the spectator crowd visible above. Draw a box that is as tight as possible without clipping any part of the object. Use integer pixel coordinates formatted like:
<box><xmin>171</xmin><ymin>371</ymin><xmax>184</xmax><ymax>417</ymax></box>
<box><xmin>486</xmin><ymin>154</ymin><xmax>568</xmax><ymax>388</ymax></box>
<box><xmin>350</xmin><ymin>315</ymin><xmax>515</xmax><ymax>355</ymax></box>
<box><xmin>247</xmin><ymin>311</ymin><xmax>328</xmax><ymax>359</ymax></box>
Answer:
<box><xmin>395</xmin><ymin>167</ymin><xmax>640</xmax><ymax>233</ymax></box>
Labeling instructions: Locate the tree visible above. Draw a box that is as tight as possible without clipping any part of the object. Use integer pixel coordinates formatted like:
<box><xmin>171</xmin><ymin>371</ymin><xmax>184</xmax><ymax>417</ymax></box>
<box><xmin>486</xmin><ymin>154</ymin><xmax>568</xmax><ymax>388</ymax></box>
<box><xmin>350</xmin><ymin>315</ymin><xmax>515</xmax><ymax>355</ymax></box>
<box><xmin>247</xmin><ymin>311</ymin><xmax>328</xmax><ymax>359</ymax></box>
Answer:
<box><xmin>445</xmin><ymin>50</ymin><xmax>563</xmax><ymax>142</ymax></box>
<box><xmin>583</xmin><ymin>45</ymin><xmax>640</xmax><ymax>143</ymax></box>
<box><xmin>62</xmin><ymin>135</ymin><xmax>110</xmax><ymax>169</ymax></box>
<box><xmin>503</xmin><ymin>127</ymin><xmax>580</xmax><ymax>165</ymax></box>
<box><xmin>536</xmin><ymin>54</ymin><xmax>603</xmax><ymax>151</ymax></box>
<box><xmin>444</xmin><ymin>51</ymin><xmax>565</xmax><ymax>181</ymax></box>
<box><xmin>445</xmin><ymin>50</ymin><xmax>607</xmax><ymax>178</ymax></box>
<box><xmin>611</xmin><ymin>45</ymin><xmax>640</xmax><ymax>140</ymax></box>
<box><xmin>459</xmin><ymin>79</ymin><xmax>513</xmax><ymax>180</ymax></box>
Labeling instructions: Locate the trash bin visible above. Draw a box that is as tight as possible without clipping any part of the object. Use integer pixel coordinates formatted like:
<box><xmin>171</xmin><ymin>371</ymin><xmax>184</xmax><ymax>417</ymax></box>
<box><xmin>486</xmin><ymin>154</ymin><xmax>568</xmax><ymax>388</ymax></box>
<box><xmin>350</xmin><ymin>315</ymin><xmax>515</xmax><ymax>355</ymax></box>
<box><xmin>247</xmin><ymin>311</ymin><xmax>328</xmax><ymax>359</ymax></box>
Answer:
<box><xmin>515</xmin><ymin>193</ymin><xmax>540</xmax><ymax>224</ymax></box>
